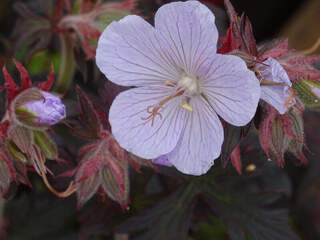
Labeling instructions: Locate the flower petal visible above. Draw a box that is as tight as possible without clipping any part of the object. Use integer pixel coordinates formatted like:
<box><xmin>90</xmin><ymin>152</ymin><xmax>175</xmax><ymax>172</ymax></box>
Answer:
<box><xmin>96</xmin><ymin>15</ymin><xmax>180</xmax><ymax>87</ymax></box>
<box><xmin>154</xmin><ymin>1</ymin><xmax>218</xmax><ymax>74</ymax></box>
<box><xmin>259</xmin><ymin>58</ymin><xmax>294</xmax><ymax>114</ymax></box>
<box><xmin>167</xmin><ymin>97</ymin><xmax>223</xmax><ymax>175</ymax></box>
<box><xmin>199</xmin><ymin>54</ymin><xmax>260</xmax><ymax>126</ymax></box>
<box><xmin>109</xmin><ymin>86</ymin><xmax>185</xmax><ymax>159</ymax></box>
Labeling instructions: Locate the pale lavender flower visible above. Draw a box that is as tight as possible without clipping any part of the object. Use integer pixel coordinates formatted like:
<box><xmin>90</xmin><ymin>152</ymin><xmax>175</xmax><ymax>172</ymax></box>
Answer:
<box><xmin>19</xmin><ymin>91</ymin><xmax>66</xmax><ymax>126</ymax></box>
<box><xmin>257</xmin><ymin>57</ymin><xmax>295</xmax><ymax>114</ymax></box>
<box><xmin>96</xmin><ymin>1</ymin><xmax>260</xmax><ymax>175</ymax></box>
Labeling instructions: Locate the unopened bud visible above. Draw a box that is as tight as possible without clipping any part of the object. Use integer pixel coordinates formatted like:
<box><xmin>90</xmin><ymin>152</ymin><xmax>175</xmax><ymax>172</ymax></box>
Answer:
<box><xmin>13</xmin><ymin>88</ymin><xmax>66</xmax><ymax>129</ymax></box>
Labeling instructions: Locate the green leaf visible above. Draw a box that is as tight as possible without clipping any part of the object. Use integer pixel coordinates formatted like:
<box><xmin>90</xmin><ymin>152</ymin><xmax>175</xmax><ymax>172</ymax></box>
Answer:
<box><xmin>0</xmin><ymin>150</ymin><xmax>14</xmax><ymax>195</ymax></box>
<box><xmin>195</xmin><ymin>216</ymin><xmax>228</xmax><ymax>240</ymax></box>
<box><xmin>203</xmin><ymin>148</ymin><xmax>299</xmax><ymax>240</ymax></box>
<box><xmin>100</xmin><ymin>158</ymin><xmax>129</xmax><ymax>207</ymax></box>
<box><xmin>293</xmin><ymin>80</ymin><xmax>320</xmax><ymax>108</ymax></box>
<box><xmin>117</xmin><ymin>183</ymin><xmax>200</xmax><ymax>240</ymax></box>
<box><xmin>96</xmin><ymin>10</ymin><xmax>131</xmax><ymax>31</ymax></box>
<box><xmin>33</xmin><ymin>130</ymin><xmax>58</xmax><ymax>160</ymax></box>
<box><xmin>5</xmin><ymin>140</ymin><xmax>28</xmax><ymax>163</ymax></box>
<box><xmin>7</xmin><ymin>125</ymin><xmax>34</xmax><ymax>155</ymax></box>
<box><xmin>76</xmin><ymin>172</ymin><xmax>101</xmax><ymax>207</ymax></box>
<box><xmin>53</xmin><ymin>35</ymin><xmax>76</xmax><ymax>95</ymax></box>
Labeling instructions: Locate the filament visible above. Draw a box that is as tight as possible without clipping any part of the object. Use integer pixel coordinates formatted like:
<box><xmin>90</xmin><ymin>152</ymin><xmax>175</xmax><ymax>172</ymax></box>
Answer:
<box><xmin>260</xmin><ymin>79</ymin><xmax>288</xmax><ymax>87</ymax></box>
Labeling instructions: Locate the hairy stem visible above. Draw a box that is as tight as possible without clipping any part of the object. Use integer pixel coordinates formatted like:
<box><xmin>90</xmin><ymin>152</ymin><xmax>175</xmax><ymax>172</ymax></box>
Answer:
<box><xmin>54</xmin><ymin>34</ymin><xmax>76</xmax><ymax>95</ymax></box>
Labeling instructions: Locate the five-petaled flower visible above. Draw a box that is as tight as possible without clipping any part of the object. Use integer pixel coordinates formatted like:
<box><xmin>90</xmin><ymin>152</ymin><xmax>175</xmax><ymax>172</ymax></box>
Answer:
<box><xmin>96</xmin><ymin>0</ymin><xmax>260</xmax><ymax>175</ymax></box>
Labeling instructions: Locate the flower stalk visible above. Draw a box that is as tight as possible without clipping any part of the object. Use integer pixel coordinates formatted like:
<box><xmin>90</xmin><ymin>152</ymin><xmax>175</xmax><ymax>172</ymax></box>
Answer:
<box><xmin>54</xmin><ymin>34</ymin><xmax>76</xmax><ymax>95</ymax></box>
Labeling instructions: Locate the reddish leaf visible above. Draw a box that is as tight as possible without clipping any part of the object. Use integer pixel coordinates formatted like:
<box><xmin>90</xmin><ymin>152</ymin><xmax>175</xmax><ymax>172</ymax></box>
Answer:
<box><xmin>108</xmin><ymin>135</ymin><xmax>127</xmax><ymax>162</ymax></box>
<box><xmin>224</xmin><ymin>0</ymin><xmax>237</xmax><ymax>21</ymax></box>
<box><xmin>219</xmin><ymin>0</ymin><xmax>257</xmax><ymax>55</ymax></box>
<box><xmin>80</xmin><ymin>0</ymin><xmax>97</xmax><ymax>13</ymax></box>
<box><xmin>259</xmin><ymin>39</ymin><xmax>289</xmax><ymax>59</ymax></box>
<box><xmin>78</xmin><ymin>142</ymin><xmax>100</xmax><ymax>158</ymax></box>
<box><xmin>280</xmin><ymin>53</ymin><xmax>320</xmax><ymax>82</ymax></box>
<box><xmin>2</xmin><ymin>66</ymin><xmax>19</xmax><ymax>104</ymax></box>
<box><xmin>7</xmin><ymin>125</ymin><xmax>50</xmax><ymax>176</ymax></box>
<box><xmin>230</xmin><ymin>145</ymin><xmax>242</xmax><ymax>174</ymax></box>
<box><xmin>259</xmin><ymin>39</ymin><xmax>320</xmax><ymax>82</ymax></box>
<box><xmin>240</xmin><ymin>14</ymin><xmax>257</xmax><ymax>56</ymax></box>
<box><xmin>100</xmin><ymin>158</ymin><xmax>129</xmax><ymax>208</ymax></box>
<box><xmin>0</xmin><ymin>122</ymin><xmax>9</xmax><ymax>140</ymax></box>
<box><xmin>53</xmin><ymin>0</ymin><xmax>72</xmax><ymax>22</ymax></box>
<box><xmin>76</xmin><ymin>144</ymin><xmax>105</xmax><ymax>182</ymax></box>
<box><xmin>281</xmin><ymin>115</ymin><xmax>296</xmax><ymax>139</ymax></box>
<box><xmin>104</xmin><ymin>0</ymin><xmax>137</xmax><ymax>11</ymax></box>
<box><xmin>286</xmin><ymin>108</ymin><xmax>307</xmax><ymax>165</ymax></box>
<box><xmin>259</xmin><ymin>105</ymin><xmax>306</xmax><ymax>166</ymax></box>
<box><xmin>14</xmin><ymin>161</ymin><xmax>31</xmax><ymax>187</ymax></box>
<box><xmin>58</xmin><ymin>0</ymin><xmax>136</xmax><ymax>59</ymax></box>
<box><xmin>76</xmin><ymin>23</ymin><xmax>100</xmax><ymax>59</ymax></box>
<box><xmin>218</xmin><ymin>27</ymin><xmax>240</xmax><ymax>54</ymax></box>
<box><xmin>259</xmin><ymin>106</ymin><xmax>278</xmax><ymax>159</ymax></box>
<box><xmin>13</xmin><ymin>59</ymin><xmax>32</xmax><ymax>90</ymax></box>
<box><xmin>0</xmin><ymin>148</ymin><xmax>16</xmax><ymax>195</ymax></box>
<box><xmin>75</xmin><ymin>135</ymin><xmax>130</xmax><ymax>207</ymax></box>
<box><xmin>76</xmin><ymin>171</ymin><xmax>101</xmax><ymax>207</ymax></box>
<box><xmin>220</xmin><ymin>123</ymin><xmax>251</xmax><ymax>168</ymax></box>
<box><xmin>70</xmin><ymin>87</ymin><xmax>103</xmax><ymax>140</ymax></box>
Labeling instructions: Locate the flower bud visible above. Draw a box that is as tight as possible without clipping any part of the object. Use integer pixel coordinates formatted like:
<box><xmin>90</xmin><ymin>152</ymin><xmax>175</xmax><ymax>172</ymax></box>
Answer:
<box><xmin>13</xmin><ymin>88</ymin><xmax>66</xmax><ymax>129</ymax></box>
<box><xmin>293</xmin><ymin>80</ymin><xmax>320</xmax><ymax>108</ymax></box>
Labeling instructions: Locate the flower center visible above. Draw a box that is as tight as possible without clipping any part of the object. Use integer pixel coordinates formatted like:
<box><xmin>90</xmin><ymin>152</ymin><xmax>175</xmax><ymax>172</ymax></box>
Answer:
<box><xmin>178</xmin><ymin>74</ymin><xmax>200</xmax><ymax>96</ymax></box>
<box><xmin>141</xmin><ymin>74</ymin><xmax>201</xmax><ymax>126</ymax></box>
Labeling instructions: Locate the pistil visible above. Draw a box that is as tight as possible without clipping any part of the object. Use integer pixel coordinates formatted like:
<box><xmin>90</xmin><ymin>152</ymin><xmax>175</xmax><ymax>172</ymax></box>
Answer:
<box><xmin>142</xmin><ymin>89</ymin><xmax>184</xmax><ymax>126</ymax></box>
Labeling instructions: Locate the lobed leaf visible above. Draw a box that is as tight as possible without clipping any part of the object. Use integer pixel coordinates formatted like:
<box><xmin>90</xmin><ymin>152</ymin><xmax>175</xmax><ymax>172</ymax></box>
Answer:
<box><xmin>117</xmin><ymin>183</ymin><xmax>199</xmax><ymax>240</ymax></box>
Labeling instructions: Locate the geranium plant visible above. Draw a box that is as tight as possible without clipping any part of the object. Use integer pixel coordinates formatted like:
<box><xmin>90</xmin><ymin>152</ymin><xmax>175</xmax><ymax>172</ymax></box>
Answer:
<box><xmin>0</xmin><ymin>0</ymin><xmax>320</xmax><ymax>239</ymax></box>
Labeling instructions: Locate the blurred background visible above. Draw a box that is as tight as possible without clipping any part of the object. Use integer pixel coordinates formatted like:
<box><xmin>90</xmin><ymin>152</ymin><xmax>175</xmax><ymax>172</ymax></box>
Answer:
<box><xmin>0</xmin><ymin>0</ymin><xmax>320</xmax><ymax>239</ymax></box>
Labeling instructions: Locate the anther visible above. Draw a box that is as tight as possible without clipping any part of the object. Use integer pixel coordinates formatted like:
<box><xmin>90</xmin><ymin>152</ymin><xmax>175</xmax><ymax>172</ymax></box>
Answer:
<box><xmin>181</xmin><ymin>101</ymin><xmax>193</xmax><ymax>112</ymax></box>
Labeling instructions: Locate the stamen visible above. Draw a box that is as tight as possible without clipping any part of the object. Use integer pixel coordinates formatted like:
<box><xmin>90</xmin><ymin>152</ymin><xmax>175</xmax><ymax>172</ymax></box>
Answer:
<box><xmin>260</xmin><ymin>79</ymin><xmax>289</xmax><ymax>87</ymax></box>
<box><xmin>164</xmin><ymin>80</ymin><xmax>177</xmax><ymax>87</ymax></box>
<box><xmin>181</xmin><ymin>101</ymin><xmax>193</xmax><ymax>112</ymax></box>
<box><xmin>142</xmin><ymin>89</ymin><xmax>184</xmax><ymax>126</ymax></box>
<box><xmin>254</xmin><ymin>69</ymin><xmax>263</xmax><ymax>79</ymax></box>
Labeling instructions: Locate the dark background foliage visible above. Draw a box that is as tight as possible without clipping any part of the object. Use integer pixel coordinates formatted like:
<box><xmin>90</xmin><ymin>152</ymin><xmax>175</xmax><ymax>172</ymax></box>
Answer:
<box><xmin>0</xmin><ymin>0</ymin><xmax>320</xmax><ymax>239</ymax></box>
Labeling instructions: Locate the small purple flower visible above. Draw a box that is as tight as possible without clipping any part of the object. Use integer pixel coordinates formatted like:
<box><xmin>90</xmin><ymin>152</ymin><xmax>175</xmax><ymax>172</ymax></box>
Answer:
<box><xmin>17</xmin><ymin>90</ymin><xmax>66</xmax><ymax>127</ymax></box>
<box><xmin>96</xmin><ymin>1</ymin><xmax>260</xmax><ymax>175</ymax></box>
<box><xmin>257</xmin><ymin>57</ymin><xmax>295</xmax><ymax>114</ymax></box>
